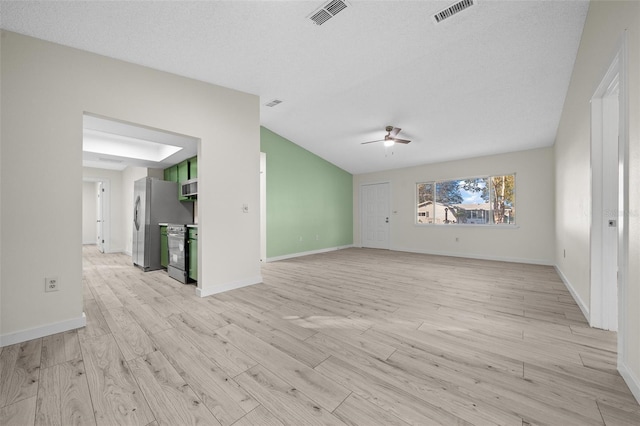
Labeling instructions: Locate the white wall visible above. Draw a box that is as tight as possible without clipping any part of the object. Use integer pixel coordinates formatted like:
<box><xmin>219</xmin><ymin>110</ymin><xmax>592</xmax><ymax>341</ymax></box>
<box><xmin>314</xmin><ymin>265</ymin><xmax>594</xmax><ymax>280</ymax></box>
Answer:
<box><xmin>83</xmin><ymin>167</ymin><xmax>124</xmax><ymax>254</ymax></box>
<box><xmin>0</xmin><ymin>32</ymin><xmax>260</xmax><ymax>344</ymax></box>
<box><xmin>354</xmin><ymin>147</ymin><xmax>555</xmax><ymax>265</ymax></box>
<box><xmin>554</xmin><ymin>1</ymin><xmax>640</xmax><ymax>401</ymax></box>
<box><xmin>82</xmin><ymin>182</ymin><xmax>98</xmax><ymax>244</ymax></box>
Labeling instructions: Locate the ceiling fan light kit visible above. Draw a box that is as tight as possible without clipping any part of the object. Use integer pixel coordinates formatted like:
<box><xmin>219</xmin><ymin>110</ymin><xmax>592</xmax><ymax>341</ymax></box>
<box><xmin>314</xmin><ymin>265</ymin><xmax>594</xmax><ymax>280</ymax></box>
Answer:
<box><xmin>362</xmin><ymin>125</ymin><xmax>411</xmax><ymax>146</ymax></box>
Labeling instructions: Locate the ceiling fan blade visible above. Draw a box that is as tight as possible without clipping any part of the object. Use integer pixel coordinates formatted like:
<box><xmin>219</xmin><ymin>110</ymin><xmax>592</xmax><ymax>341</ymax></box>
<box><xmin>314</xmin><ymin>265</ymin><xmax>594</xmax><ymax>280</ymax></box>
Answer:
<box><xmin>361</xmin><ymin>139</ymin><xmax>385</xmax><ymax>145</ymax></box>
<box><xmin>389</xmin><ymin>127</ymin><xmax>401</xmax><ymax>138</ymax></box>
<box><xmin>393</xmin><ymin>138</ymin><xmax>411</xmax><ymax>144</ymax></box>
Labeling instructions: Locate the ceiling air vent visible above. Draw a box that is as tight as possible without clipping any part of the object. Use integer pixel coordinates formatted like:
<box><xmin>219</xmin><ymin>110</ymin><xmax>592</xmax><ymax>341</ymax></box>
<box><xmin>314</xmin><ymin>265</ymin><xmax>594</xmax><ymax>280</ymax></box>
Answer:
<box><xmin>308</xmin><ymin>0</ymin><xmax>349</xmax><ymax>26</ymax></box>
<box><xmin>265</xmin><ymin>99</ymin><xmax>283</xmax><ymax>107</ymax></box>
<box><xmin>433</xmin><ymin>0</ymin><xmax>475</xmax><ymax>24</ymax></box>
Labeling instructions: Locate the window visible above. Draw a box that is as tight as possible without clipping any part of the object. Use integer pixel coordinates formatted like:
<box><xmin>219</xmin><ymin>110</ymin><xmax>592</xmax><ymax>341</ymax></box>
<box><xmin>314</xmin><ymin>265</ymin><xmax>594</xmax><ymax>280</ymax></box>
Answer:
<box><xmin>416</xmin><ymin>174</ymin><xmax>515</xmax><ymax>225</ymax></box>
<box><xmin>416</xmin><ymin>182</ymin><xmax>434</xmax><ymax>223</ymax></box>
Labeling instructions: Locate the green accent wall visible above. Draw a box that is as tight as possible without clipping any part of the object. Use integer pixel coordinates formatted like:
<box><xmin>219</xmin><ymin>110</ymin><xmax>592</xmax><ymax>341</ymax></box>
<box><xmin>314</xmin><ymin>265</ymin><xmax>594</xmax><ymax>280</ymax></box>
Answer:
<box><xmin>261</xmin><ymin>127</ymin><xmax>353</xmax><ymax>258</ymax></box>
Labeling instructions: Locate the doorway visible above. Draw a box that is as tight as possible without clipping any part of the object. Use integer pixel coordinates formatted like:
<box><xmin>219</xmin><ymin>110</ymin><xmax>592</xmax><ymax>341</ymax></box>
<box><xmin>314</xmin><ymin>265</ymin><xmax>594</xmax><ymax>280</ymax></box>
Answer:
<box><xmin>260</xmin><ymin>152</ymin><xmax>267</xmax><ymax>262</ymax></box>
<box><xmin>83</xmin><ymin>177</ymin><xmax>111</xmax><ymax>253</ymax></box>
<box><xmin>97</xmin><ymin>182</ymin><xmax>104</xmax><ymax>252</ymax></box>
<box><xmin>590</xmin><ymin>47</ymin><xmax>627</xmax><ymax>332</ymax></box>
<box><xmin>360</xmin><ymin>182</ymin><xmax>391</xmax><ymax>249</ymax></box>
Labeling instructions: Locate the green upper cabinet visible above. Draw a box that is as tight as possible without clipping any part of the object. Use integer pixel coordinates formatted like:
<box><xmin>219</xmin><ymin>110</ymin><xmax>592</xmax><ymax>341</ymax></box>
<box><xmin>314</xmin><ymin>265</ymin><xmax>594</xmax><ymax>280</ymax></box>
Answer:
<box><xmin>164</xmin><ymin>165</ymin><xmax>178</xmax><ymax>183</ymax></box>
<box><xmin>189</xmin><ymin>156</ymin><xmax>197</xmax><ymax>179</ymax></box>
<box><xmin>164</xmin><ymin>156</ymin><xmax>198</xmax><ymax>201</ymax></box>
<box><xmin>178</xmin><ymin>160</ymin><xmax>189</xmax><ymax>183</ymax></box>
<box><xmin>177</xmin><ymin>160</ymin><xmax>190</xmax><ymax>201</ymax></box>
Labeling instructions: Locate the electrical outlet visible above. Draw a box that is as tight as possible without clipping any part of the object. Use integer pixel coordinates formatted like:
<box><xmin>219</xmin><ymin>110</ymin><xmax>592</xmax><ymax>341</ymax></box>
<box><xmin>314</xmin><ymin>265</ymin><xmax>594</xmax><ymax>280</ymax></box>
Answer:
<box><xmin>298</xmin><ymin>236</ymin><xmax>303</xmax><ymax>242</ymax></box>
<box><xmin>45</xmin><ymin>276</ymin><xmax>59</xmax><ymax>292</ymax></box>
<box><xmin>316</xmin><ymin>235</ymin><xmax>319</xmax><ymax>241</ymax></box>
<box><xmin>455</xmin><ymin>237</ymin><xmax>459</xmax><ymax>242</ymax></box>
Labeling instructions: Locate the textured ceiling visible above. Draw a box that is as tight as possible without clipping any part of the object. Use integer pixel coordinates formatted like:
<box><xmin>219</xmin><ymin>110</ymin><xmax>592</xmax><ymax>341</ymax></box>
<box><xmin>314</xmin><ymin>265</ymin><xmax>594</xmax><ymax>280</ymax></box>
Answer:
<box><xmin>0</xmin><ymin>0</ymin><xmax>589</xmax><ymax>174</ymax></box>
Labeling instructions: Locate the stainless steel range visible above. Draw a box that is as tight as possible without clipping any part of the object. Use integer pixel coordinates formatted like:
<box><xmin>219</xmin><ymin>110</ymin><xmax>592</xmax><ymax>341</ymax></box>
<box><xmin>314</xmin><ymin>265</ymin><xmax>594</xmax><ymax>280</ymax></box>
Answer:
<box><xmin>167</xmin><ymin>224</ymin><xmax>189</xmax><ymax>283</ymax></box>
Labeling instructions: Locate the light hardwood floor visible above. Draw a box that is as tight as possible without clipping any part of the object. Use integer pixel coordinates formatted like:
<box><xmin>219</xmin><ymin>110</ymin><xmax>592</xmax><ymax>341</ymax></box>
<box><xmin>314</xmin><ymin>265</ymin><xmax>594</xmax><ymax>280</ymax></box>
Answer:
<box><xmin>2</xmin><ymin>246</ymin><xmax>639</xmax><ymax>425</ymax></box>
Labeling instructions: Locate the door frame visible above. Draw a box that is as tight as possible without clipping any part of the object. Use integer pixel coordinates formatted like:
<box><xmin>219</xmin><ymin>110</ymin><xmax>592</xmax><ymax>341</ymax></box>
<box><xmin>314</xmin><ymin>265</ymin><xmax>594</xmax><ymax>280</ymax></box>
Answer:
<box><xmin>97</xmin><ymin>182</ymin><xmax>105</xmax><ymax>252</ymax></box>
<box><xmin>589</xmin><ymin>34</ymin><xmax>628</xmax><ymax>348</ymax></box>
<box><xmin>260</xmin><ymin>152</ymin><xmax>267</xmax><ymax>262</ymax></box>
<box><xmin>359</xmin><ymin>181</ymin><xmax>391</xmax><ymax>249</ymax></box>
<box><xmin>83</xmin><ymin>177</ymin><xmax>111</xmax><ymax>253</ymax></box>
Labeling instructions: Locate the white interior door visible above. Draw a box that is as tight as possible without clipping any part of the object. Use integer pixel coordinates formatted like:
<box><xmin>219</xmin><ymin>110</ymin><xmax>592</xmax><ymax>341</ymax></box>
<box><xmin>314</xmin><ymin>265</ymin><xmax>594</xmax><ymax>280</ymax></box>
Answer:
<box><xmin>96</xmin><ymin>182</ymin><xmax>104</xmax><ymax>253</ymax></box>
<box><xmin>590</xmin><ymin>60</ymin><xmax>620</xmax><ymax>331</ymax></box>
<box><xmin>361</xmin><ymin>183</ymin><xmax>390</xmax><ymax>249</ymax></box>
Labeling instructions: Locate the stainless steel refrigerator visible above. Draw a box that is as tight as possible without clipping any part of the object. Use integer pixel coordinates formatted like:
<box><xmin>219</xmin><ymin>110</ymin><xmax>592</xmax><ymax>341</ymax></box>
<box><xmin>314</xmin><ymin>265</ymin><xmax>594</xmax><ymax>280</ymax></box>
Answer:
<box><xmin>132</xmin><ymin>177</ymin><xmax>193</xmax><ymax>271</ymax></box>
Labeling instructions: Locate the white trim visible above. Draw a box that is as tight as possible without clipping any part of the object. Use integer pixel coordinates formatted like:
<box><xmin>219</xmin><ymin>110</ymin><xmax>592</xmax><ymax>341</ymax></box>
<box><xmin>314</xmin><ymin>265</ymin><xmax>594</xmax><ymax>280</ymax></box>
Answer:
<box><xmin>196</xmin><ymin>275</ymin><xmax>263</xmax><ymax>297</ymax></box>
<box><xmin>260</xmin><ymin>152</ymin><xmax>267</xmax><ymax>262</ymax></box>
<box><xmin>266</xmin><ymin>245</ymin><xmax>354</xmax><ymax>263</ymax></box>
<box><xmin>391</xmin><ymin>246</ymin><xmax>553</xmax><ymax>266</ymax></box>
<box><xmin>619</xmin><ymin>361</ymin><xmax>640</xmax><ymax>404</ymax></box>
<box><xmin>615</xmin><ymin>30</ymin><xmax>630</xmax><ymax>372</ymax></box>
<box><xmin>83</xmin><ymin>176</ymin><xmax>111</xmax><ymax>254</ymax></box>
<box><xmin>0</xmin><ymin>313</ymin><xmax>86</xmax><ymax>347</ymax></box>
<box><xmin>590</xmin><ymin>48</ymin><xmax>622</xmax><ymax>331</ymax></box>
<box><xmin>414</xmin><ymin>224</ymin><xmax>520</xmax><ymax>229</ymax></box>
<box><xmin>555</xmin><ymin>265</ymin><xmax>590</xmax><ymax>322</ymax></box>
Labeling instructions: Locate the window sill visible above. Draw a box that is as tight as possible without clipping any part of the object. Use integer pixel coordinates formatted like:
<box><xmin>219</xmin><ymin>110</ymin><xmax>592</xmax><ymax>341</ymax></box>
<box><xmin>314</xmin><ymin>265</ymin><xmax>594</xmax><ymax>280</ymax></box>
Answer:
<box><xmin>414</xmin><ymin>223</ymin><xmax>519</xmax><ymax>229</ymax></box>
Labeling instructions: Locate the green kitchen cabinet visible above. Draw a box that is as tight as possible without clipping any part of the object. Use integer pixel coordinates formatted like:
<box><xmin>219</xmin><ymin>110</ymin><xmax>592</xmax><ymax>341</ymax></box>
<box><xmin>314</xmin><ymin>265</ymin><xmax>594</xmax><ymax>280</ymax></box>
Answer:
<box><xmin>178</xmin><ymin>160</ymin><xmax>190</xmax><ymax>201</ymax></box>
<box><xmin>188</xmin><ymin>227</ymin><xmax>198</xmax><ymax>281</ymax></box>
<box><xmin>189</xmin><ymin>156</ymin><xmax>197</xmax><ymax>179</ymax></box>
<box><xmin>178</xmin><ymin>160</ymin><xmax>189</xmax><ymax>183</ymax></box>
<box><xmin>160</xmin><ymin>225</ymin><xmax>168</xmax><ymax>268</ymax></box>
<box><xmin>164</xmin><ymin>165</ymin><xmax>178</xmax><ymax>183</ymax></box>
<box><xmin>164</xmin><ymin>156</ymin><xmax>197</xmax><ymax>200</ymax></box>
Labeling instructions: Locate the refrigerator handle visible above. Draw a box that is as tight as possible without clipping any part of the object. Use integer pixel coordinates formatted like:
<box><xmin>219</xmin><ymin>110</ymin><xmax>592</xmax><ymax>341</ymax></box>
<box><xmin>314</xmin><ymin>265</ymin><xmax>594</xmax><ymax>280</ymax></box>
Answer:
<box><xmin>134</xmin><ymin>196</ymin><xmax>141</xmax><ymax>231</ymax></box>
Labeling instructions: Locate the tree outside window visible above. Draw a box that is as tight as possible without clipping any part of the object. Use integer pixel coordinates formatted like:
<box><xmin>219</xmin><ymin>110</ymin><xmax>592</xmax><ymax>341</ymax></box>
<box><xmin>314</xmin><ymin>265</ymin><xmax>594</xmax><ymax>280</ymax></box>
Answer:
<box><xmin>416</xmin><ymin>175</ymin><xmax>515</xmax><ymax>225</ymax></box>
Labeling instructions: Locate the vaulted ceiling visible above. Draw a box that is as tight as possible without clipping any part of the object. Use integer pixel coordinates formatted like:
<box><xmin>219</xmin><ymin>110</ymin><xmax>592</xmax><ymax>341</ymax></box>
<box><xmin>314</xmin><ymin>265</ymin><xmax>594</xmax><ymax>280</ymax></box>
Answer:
<box><xmin>0</xmin><ymin>0</ymin><xmax>589</xmax><ymax>174</ymax></box>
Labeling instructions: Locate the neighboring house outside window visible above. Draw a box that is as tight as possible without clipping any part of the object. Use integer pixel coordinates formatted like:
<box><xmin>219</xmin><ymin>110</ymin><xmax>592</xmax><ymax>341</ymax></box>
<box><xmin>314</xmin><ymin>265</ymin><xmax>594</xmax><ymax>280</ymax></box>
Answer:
<box><xmin>416</xmin><ymin>174</ymin><xmax>515</xmax><ymax>225</ymax></box>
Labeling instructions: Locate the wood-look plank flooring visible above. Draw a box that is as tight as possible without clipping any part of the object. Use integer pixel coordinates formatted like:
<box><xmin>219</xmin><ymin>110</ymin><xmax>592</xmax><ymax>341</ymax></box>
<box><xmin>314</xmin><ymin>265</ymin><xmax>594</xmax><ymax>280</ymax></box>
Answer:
<box><xmin>2</xmin><ymin>246</ymin><xmax>640</xmax><ymax>425</ymax></box>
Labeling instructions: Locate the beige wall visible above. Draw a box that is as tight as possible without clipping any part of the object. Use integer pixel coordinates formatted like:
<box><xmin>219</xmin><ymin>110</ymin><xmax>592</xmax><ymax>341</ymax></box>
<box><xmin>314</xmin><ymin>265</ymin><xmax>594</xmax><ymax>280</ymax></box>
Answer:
<box><xmin>555</xmin><ymin>1</ymin><xmax>640</xmax><ymax>399</ymax></box>
<box><xmin>0</xmin><ymin>32</ymin><xmax>260</xmax><ymax>342</ymax></box>
<box><xmin>354</xmin><ymin>147</ymin><xmax>555</xmax><ymax>265</ymax></box>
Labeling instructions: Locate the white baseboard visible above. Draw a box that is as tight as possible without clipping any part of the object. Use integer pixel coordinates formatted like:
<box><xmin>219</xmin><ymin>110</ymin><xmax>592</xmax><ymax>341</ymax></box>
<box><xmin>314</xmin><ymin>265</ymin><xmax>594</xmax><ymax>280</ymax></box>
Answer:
<box><xmin>390</xmin><ymin>246</ymin><xmax>553</xmax><ymax>266</ymax></box>
<box><xmin>0</xmin><ymin>313</ymin><xmax>86</xmax><ymax>347</ymax></box>
<box><xmin>266</xmin><ymin>245</ymin><xmax>354</xmax><ymax>263</ymax></box>
<box><xmin>619</xmin><ymin>361</ymin><xmax>640</xmax><ymax>404</ymax></box>
<box><xmin>554</xmin><ymin>265</ymin><xmax>589</xmax><ymax>322</ymax></box>
<box><xmin>196</xmin><ymin>275</ymin><xmax>263</xmax><ymax>297</ymax></box>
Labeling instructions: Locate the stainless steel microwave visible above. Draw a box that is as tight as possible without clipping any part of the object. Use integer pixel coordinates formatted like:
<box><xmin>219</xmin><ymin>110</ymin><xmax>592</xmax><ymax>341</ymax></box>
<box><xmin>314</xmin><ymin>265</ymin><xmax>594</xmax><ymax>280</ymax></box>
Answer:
<box><xmin>181</xmin><ymin>178</ymin><xmax>198</xmax><ymax>197</ymax></box>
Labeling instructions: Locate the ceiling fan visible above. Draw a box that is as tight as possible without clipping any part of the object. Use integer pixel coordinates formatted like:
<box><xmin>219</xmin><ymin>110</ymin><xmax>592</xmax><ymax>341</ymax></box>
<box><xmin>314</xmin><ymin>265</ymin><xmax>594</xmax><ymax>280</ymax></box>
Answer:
<box><xmin>362</xmin><ymin>126</ymin><xmax>411</xmax><ymax>146</ymax></box>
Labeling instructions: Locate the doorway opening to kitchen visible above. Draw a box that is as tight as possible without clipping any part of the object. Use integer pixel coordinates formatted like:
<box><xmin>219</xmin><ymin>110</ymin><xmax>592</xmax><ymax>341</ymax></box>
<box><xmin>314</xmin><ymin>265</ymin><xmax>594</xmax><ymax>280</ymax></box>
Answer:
<box><xmin>81</xmin><ymin>112</ymin><xmax>199</xmax><ymax>266</ymax></box>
